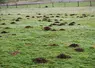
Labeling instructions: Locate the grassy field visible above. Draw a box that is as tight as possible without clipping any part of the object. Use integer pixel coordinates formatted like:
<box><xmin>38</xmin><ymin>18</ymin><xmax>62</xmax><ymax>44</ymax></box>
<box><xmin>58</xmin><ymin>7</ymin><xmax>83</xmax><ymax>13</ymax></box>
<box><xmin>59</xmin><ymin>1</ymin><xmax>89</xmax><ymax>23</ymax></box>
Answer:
<box><xmin>0</xmin><ymin>4</ymin><xmax>95</xmax><ymax>68</ymax></box>
<box><xmin>0</xmin><ymin>1</ymin><xmax>95</xmax><ymax>8</ymax></box>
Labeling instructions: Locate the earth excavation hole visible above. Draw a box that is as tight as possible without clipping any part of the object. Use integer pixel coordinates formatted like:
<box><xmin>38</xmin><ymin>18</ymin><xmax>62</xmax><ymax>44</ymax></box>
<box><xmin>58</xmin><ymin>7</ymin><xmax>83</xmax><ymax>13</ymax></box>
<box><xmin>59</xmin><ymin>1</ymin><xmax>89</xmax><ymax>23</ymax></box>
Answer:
<box><xmin>33</xmin><ymin>57</ymin><xmax>48</xmax><ymax>63</ymax></box>
<box><xmin>57</xmin><ymin>53</ymin><xmax>71</xmax><ymax>59</ymax></box>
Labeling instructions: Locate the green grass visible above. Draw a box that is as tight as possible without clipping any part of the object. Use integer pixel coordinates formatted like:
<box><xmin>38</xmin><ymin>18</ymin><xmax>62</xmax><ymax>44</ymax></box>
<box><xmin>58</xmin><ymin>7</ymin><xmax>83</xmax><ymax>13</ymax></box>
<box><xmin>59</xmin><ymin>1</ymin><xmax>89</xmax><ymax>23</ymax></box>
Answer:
<box><xmin>0</xmin><ymin>6</ymin><xmax>95</xmax><ymax>68</ymax></box>
<box><xmin>0</xmin><ymin>2</ymin><xmax>95</xmax><ymax>9</ymax></box>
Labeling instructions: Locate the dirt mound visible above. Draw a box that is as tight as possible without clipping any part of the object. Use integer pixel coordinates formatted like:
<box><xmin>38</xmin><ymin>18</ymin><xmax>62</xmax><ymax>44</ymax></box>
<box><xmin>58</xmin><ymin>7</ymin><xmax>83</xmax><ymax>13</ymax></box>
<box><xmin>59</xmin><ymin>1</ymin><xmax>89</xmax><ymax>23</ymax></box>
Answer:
<box><xmin>57</xmin><ymin>53</ymin><xmax>71</xmax><ymax>59</ymax></box>
<box><xmin>74</xmin><ymin>48</ymin><xmax>84</xmax><ymax>52</ymax></box>
<box><xmin>69</xmin><ymin>44</ymin><xmax>79</xmax><ymax>47</ymax></box>
<box><xmin>44</xmin><ymin>26</ymin><xmax>51</xmax><ymax>31</ymax></box>
<box><xmin>49</xmin><ymin>44</ymin><xmax>59</xmax><ymax>46</ymax></box>
<box><xmin>10</xmin><ymin>22</ymin><xmax>16</xmax><ymax>24</ymax></box>
<box><xmin>33</xmin><ymin>57</ymin><xmax>48</xmax><ymax>63</ymax></box>
<box><xmin>25</xmin><ymin>26</ymin><xmax>33</xmax><ymax>28</ymax></box>
<box><xmin>1</xmin><ymin>31</ymin><xmax>8</xmax><ymax>34</ymax></box>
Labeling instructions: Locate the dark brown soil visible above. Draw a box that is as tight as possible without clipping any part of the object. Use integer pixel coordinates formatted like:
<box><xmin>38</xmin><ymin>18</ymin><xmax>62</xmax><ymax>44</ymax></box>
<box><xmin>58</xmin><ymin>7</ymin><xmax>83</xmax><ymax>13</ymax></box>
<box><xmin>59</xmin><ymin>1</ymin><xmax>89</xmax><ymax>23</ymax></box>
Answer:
<box><xmin>17</xmin><ymin>13</ymin><xmax>21</xmax><ymax>15</ymax></box>
<box><xmin>69</xmin><ymin>22</ymin><xmax>76</xmax><ymax>26</ymax></box>
<box><xmin>45</xmin><ymin>6</ymin><xmax>48</xmax><ymax>8</ymax></box>
<box><xmin>32</xmin><ymin>16</ymin><xmax>35</xmax><ymax>18</ymax></box>
<box><xmin>59</xmin><ymin>29</ymin><xmax>65</xmax><ymax>31</ymax></box>
<box><xmin>10</xmin><ymin>22</ymin><xmax>16</xmax><ymax>24</ymax></box>
<box><xmin>4</xmin><ymin>27</ymin><xmax>11</xmax><ymax>29</ymax></box>
<box><xmin>54</xmin><ymin>21</ymin><xmax>60</xmax><ymax>23</ymax></box>
<box><xmin>44</xmin><ymin>26</ymin><xmax>51</xmax><ymax>31</ymax></box>
<box><xmin>57</xmin><ymin>53</ymin><xmax>71</xmax><ymax>59</ymax></box>
<box><xmin>1</xmin><ymin>23</ymin><xmax>6</xmax><ymax>25</ymax></box>
<box><xmin>8</xmin><ymin>13</ymin><xmax>11</xmax><ymax>15</ymax></box>
<box><xmin>25</xmin><ymin>26</ymin><xmax>33</xmax><ymax>28</ymax></box>
<box><xmin>26</xmin><ymin>15</ymin><xmax>30</xmax><ymax>17</ymax></box>
<box><xmin>1</xmin><ymin>31</ymin><xmax>8</xmax><ymax>34</ymax></box>
<box><xmin>12</xmin><ymin>34</ymin><xmax>16</xmax><ymax>36</ymax></box>
<box><xmin>49</xmin><ymin>44</ymin><xmax>59</xmax><ymax>46</ymax></box>
<box><xmin>74</xmin><ymin>48</ymin><xmax>84</xmax><ymax>52</ymax></box>
<box><xmin>33</xmin><ymin>57</ymin><xmax>48</xmax><ymax>63</ymax></box>
<box><xmin>51</xmin><ymin>29</ymin><xmax>57</xmax><ymax>31</ymax></box>
<box><xmin>69</xmin><ymin>44</ymin><xmax>79</xmax><ymax>47</ymax></box>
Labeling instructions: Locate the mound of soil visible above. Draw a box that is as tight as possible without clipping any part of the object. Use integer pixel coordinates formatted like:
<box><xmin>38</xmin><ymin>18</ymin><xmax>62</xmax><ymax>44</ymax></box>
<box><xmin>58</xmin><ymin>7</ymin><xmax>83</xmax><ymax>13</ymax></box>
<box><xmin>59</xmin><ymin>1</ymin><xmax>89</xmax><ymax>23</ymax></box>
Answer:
<box><xmin>26</xmin><ymin>15</ymin><xmax>30</xmax><ymax>17</ymax></box>
<box><xmin>12</xmin><ymin>34</ymin><xmax>16</xmax><ymax>36</ymax></box>
<box><xmin>45</xmin><ymin>6</ymin><xmax>48</xmax><ymax>8</ymax></box>
<box><xmin>32</xmin><ymin>16</ymin><xmax>35</xmax><ymax>18</ymax></box>
<box><xmin>49</xmin><ymin>44</ymin><xmax>59</xmax><ymax>46</ymax></box>
<box><xmin>54</xmin><ymin>21</ymin><xmax>60</xmax><ymax>23</ymax></box>
<box><xmin>1</xmin><ymin>23</ymin><xmax>6</xmax><ymax>25</ymax></box>
<box><xmin>10</xmin><ymin>22</ymin><xmax>16</xmax><ymax>24</ymax></box>
<box><xmin>69</xmin><ymin>22</ymin><xmax>76</xmax><ymax>26</ymax></box>
<box><xmin>57</xmin><ymin>53</ymin><xmax>71</xmax><ymax>59</ymax></box>
<box><xmin>47</xmin><ymin>19</ymin><xmax>52</xmax><ymax>22</ymax></box>
<box><xmin>69</xmin><ymin>44</ymin><xmax>79</xmax><ymax>47</ymax></box>
<box><xmin>56</xmin><ymin>15</ymin><xmax>60</xmax><ymax>17</ymax></box>
<box><xmin>1</xmin><ymin>31</ymin><xmax>8</xmax><ymax>34</ymax></box>
<box><xmin>8</xmin><ymin>13</ymin><xmax>11</xmax><ymax>15</ymax></box>
<box><xmin>15</xmin><ymin>19</ymin><xmax>20</xmax><ymax>21</ymax></box>
<box><xmin>59</xmin><ymin>29</ymin><xmax>65</xmax><ymax>31</ymax></box>
<box><xmin>25</xmin><ymin>26</ymin><xmax>33</xmax><ymax>28</ymax></box>
<box><xmin>17</xmin><ymin>13</ymin><xmax>21</xmax><ymax>15</ymax></box>
<box><xmin>17</xmin><ymin>17</ymin><xmax>22</xmax><ymax>20</ymax></box>
<box><xmin>44</xmin><ymin>26</ymin><xmax>51</xmax><ymax>31</ymax></box>
<box><xmin>51</xmin><ymin>29</ymin><xmax>57</xmax><ymax>31</ymax></box>
<box><xmin>4</xmin><ymin>27</ymin><xmax>11</xmax><ymax>29</ymax></box>
<box><xmin>58</xmin><ymin>23</ymin><xmax>66</xmax><ymax>26</ymax></box>
<box><xmin>74</xmin><ymin>48</ymin><xmax>84</xmax><ymax>52</ymax></box>
<box><xmin>33</xmin><ymin>57</ymin><xmax>48</xmax><ymax>63</ymax></box>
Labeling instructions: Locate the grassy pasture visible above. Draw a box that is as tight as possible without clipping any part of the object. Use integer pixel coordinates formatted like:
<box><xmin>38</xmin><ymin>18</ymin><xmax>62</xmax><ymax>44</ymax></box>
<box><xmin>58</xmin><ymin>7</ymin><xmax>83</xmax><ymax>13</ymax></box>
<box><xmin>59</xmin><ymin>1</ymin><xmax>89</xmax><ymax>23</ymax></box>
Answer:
<box><xmin>0</xmin><ymin>4</ymin><xmax>95</xmax><ymax>68</ymax></box>
<box><xmin>0</xmin><ymin>1</ymin><xmax>95</xmax><ymax>9</ymax></box>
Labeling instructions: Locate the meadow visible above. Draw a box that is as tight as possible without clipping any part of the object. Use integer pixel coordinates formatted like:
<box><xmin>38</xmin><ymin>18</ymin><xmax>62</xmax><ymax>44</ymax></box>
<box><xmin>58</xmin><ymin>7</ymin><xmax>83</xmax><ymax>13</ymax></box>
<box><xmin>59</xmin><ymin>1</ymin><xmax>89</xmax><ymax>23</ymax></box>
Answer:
<box><xmin>0</xmin><ymin>2</ymin><xmax>95</xmax><ymax>68</ymax></box>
